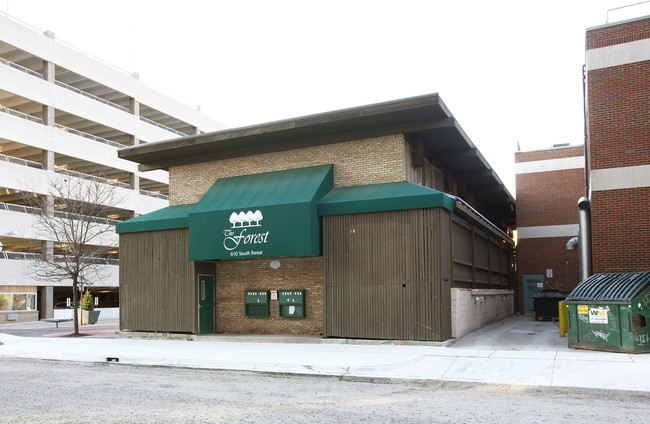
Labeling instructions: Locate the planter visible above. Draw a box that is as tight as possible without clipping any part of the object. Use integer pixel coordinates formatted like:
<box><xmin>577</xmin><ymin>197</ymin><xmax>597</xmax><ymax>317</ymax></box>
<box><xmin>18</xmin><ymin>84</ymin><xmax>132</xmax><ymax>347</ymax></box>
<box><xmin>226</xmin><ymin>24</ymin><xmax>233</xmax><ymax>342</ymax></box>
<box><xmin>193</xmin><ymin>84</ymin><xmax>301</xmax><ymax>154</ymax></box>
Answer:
<box><xmin>77</xmin><ymin>310</ymin><xmax>101</xmax><ymax>325</ymax></box>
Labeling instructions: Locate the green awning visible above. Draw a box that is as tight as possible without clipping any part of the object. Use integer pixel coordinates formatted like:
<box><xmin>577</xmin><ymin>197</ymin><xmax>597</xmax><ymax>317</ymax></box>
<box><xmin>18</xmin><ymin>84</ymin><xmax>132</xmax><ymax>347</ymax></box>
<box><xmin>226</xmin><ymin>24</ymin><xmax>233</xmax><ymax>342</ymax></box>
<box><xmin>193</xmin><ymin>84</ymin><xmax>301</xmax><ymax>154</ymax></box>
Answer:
<box><xmin>189</xmin><ymin>165</ymin><xmax>333</xmax><ymax>260</ymax></box>
<box><xmin>317</xmin><ymin>181</ymin><xmax>454</xmax><ymax>216</ymax></box>
<box><xmin>116</xmin><ymin>203</ymin><xmax>194</xmax><ymax>234</ymax></box>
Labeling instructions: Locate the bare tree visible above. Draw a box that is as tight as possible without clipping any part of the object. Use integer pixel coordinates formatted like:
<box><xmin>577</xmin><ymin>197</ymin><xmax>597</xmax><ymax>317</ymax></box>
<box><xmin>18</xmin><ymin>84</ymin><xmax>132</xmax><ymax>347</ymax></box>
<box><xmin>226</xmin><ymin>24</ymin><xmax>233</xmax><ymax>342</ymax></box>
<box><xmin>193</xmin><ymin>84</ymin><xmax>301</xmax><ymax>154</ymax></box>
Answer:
<box><xmin>23</xmin><ymin>175</ymin><xmax>123</xmax><ymax>336</ymax></box>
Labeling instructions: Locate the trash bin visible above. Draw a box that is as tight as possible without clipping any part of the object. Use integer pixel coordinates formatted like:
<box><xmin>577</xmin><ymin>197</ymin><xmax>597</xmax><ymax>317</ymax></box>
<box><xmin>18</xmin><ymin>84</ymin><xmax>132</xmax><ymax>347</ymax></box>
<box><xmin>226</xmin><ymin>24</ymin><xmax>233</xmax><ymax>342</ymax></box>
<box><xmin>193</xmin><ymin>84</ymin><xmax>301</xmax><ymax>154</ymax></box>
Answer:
<box><xmin>565</xmin><ymin>271</ymin><xmax>650</xmax><ymax>353</ymax></box>
<box><xmin>533</xmin><ymin>289</ymin><xmax>566</xmax><ymax>320</ymax></box>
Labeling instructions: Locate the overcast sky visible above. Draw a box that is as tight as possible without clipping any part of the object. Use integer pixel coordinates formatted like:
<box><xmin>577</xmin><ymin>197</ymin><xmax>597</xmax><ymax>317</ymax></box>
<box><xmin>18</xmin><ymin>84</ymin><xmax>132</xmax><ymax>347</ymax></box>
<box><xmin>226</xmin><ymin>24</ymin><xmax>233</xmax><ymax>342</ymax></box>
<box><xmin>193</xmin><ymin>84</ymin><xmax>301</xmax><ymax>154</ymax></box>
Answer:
<box><xmin>3</xmin><ymin>0</ymin><xmax>650</xmax><ymax>194</ymax></box>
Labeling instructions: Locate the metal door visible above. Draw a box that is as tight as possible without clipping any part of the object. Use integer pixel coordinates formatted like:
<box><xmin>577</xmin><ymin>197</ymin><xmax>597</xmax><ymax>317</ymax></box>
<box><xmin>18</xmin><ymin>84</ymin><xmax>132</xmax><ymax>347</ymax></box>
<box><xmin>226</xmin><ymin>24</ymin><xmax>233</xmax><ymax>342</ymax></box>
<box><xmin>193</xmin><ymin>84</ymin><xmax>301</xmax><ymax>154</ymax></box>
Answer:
<box><xmin>523</xmin><ymin>275</ymin><xmax>544</xmax><ymax>314</ymax></box>
<box><xmin>198</xmin><ymin>275</ymin><xmax>214</xmax><ymax>334</ymax></box>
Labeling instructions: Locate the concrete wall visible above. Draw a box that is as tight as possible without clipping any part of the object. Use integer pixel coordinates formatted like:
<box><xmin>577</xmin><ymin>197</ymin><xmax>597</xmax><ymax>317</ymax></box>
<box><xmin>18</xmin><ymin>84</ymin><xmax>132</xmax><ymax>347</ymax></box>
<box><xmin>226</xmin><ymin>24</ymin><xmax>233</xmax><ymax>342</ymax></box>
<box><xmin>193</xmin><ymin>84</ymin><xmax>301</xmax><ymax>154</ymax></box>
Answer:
<box><xmin>53</xmin><ymin>307</ymin><xmax>118</xmax><ymax>320</ymax></box>
<box><xmin>0</xmin><ymin>259</ymin><xmax>119</xmax><ymax>287</ymax></box>
<box><xmin>0</xmin><ymin>311</ymin><xmax>38</xmax><ymax>323</ymax></box>
<box><xmin>451</xmin><ymin>288</ymin><xmax>514</xmax><ymax>339</ymax></box>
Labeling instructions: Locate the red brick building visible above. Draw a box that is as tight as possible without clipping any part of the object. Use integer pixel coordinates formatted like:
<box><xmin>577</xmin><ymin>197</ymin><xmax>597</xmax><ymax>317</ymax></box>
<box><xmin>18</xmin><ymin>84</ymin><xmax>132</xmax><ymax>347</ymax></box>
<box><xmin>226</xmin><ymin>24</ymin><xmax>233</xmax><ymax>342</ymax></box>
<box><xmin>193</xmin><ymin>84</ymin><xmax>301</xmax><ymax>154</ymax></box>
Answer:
<box><xmin>515</xmin><ymin>145</ymin><xmax>584</xmax><ymax>312</ymax></box>
<box><xmin>586</xmin><ymin>16</ymin><xmax>650</xmax><ymax>274</ymax></box>
<box><xmin>515</xmin><ymin>15</ymin><xmax>650</xmax><ymax>314</ymax></box>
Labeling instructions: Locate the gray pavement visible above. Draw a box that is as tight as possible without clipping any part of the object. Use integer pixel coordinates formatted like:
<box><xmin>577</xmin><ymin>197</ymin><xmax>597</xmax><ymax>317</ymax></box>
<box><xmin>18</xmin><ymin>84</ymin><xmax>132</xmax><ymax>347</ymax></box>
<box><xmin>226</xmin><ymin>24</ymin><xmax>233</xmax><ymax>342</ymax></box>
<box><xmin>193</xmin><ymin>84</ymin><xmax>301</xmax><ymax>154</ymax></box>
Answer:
<box><xmin>1</xmin><ymin>315</ymin><xmax>649</xmax><ymax>392</ymax></box>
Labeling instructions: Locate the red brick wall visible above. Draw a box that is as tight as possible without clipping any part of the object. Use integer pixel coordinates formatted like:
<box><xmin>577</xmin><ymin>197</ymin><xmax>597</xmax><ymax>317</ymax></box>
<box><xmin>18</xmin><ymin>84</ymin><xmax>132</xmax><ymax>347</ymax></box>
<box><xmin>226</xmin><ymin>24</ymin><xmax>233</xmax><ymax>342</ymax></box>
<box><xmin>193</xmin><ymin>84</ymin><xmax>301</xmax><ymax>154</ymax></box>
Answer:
<box><xmin>515</xmin><ymin>146</ymin><xmax>584</xmax><ymax>163</ymax></box>
<box><xmin>515</xmin><ymin>147</ymin><xmax>585</xmax><ymax>311</ymax></box>
<box><xmin>215</xmin><ymin>257</ymin><xmax>323</xmax><ymax>335</ymax></box>
<box><xmin>586</xmin><ymin>18</ymin><xmax>650</xmax><ymax>49</ymax></box>
<box><xmin>587</xmin><ymin>18</ymin><xmax>650</xmax><ymax>273</ymax></box>
<box><xmin>587</xmin><ymin>62</ymin><xmax>650</xmax><ymax>170</ymax></box>
<box><xmin>516</xmin><ymin>168</ymin><xmax>585</xmax><ymax>227</ymax></box>
<box><xmin>517</xmin><ymin>238</ymin><xmax>580</xmax><ymax>293</ymax></box>
<box><xmin>591</xmin><ymin>187</ymin><xmax>650</xmax><ymax>273</ymax></box>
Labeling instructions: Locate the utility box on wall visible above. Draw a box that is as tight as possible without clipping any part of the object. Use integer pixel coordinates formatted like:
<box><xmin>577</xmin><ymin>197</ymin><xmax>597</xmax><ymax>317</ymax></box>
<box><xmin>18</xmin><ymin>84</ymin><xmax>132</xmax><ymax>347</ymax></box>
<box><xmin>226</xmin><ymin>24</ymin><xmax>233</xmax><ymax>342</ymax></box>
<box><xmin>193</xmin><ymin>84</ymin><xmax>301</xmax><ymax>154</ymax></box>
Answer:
<box><xmin>278</xmin><ymin>290</ymin><xmax>305</xmax><ymax>318</ymax></box>
<box><xmin>245</xmin><ymin>290</ymin><xmax>270</xmax><ymax>317</ymax></box>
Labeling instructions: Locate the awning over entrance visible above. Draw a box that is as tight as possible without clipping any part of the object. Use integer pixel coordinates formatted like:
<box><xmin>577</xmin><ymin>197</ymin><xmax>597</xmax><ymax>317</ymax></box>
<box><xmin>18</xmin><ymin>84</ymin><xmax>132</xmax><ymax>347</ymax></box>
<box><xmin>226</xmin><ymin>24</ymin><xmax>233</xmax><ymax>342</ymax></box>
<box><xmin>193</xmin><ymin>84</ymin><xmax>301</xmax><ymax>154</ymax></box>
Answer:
<box><xmin>317</xmin><ymin>181</ymin><xmax>454</xmax><ymax>216</ymax></box>
<box><xmin>116</xmin><ymin>203</ymin><xmax>194</xmax><ymax>234</ymax></box>
<box><xmin>188</xmin><ymin>164</ymin><xmax>333</xmax><ymax>260</ymax></box>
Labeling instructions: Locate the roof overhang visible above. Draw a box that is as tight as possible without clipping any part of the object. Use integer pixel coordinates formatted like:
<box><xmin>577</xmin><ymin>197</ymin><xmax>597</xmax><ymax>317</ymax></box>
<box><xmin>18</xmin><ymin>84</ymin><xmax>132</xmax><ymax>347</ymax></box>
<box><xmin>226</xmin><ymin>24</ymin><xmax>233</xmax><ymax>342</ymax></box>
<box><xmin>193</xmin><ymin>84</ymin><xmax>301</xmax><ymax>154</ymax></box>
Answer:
<box><xmin>118</xmin><ymin>93</ymin><xmax>515</xmax><ymax>228</ymax></box>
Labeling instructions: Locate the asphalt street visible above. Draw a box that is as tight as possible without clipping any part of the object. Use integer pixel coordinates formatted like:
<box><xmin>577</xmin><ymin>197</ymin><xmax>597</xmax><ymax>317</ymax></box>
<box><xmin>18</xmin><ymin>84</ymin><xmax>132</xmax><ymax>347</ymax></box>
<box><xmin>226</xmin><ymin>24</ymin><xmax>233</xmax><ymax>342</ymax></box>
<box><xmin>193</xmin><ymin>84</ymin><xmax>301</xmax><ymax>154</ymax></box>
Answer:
<box><xmin>1</xmin><ymin>357</ymin><xmax>648</xmax><ymax>424</ymax></box>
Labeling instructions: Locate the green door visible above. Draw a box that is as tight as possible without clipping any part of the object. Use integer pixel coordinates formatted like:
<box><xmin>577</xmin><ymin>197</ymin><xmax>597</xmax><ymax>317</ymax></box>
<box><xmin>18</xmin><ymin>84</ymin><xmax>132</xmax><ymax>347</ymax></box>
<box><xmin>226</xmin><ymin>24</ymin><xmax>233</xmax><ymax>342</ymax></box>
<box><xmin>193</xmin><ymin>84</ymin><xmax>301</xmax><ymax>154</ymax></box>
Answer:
<box><xmin>198</xmin><ymin>275</ymin><xmax>214</xmax><ymax>334</ymax></box>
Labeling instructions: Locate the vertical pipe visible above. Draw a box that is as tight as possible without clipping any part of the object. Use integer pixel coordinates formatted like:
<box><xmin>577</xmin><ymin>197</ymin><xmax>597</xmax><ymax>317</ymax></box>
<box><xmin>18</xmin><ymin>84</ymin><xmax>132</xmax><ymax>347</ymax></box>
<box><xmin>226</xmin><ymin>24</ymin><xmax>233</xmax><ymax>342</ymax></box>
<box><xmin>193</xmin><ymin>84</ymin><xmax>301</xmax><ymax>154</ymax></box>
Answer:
<box><xmin>578</xmin><ymin>197</ymin><xmax>593</xmax><ymax>281</ymax></box>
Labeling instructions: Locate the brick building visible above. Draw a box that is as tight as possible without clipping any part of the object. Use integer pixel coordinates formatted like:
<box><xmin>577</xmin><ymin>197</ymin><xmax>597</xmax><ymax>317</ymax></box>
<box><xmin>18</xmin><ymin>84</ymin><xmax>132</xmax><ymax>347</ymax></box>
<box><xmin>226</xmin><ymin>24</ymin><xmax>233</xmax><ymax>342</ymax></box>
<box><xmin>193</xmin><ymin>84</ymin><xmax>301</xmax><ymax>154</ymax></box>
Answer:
<box><xmin>585</xmin><ymin>15</ymin><xmax>650</xmax><ymax>274</ymax></box>
<box><xmin>116</xmin><ymin>94</ymin><xmax>517</xmax><ymax>341</ymax></box>
<box><xmin>514</xmin><ymin>14</ymin><xmax>650</xmax><ymax>314</ymax></box>
<box><xmin>515</xmin><ymin>144</ymin><xmax>585</xmax><ymax>312</ymax></box>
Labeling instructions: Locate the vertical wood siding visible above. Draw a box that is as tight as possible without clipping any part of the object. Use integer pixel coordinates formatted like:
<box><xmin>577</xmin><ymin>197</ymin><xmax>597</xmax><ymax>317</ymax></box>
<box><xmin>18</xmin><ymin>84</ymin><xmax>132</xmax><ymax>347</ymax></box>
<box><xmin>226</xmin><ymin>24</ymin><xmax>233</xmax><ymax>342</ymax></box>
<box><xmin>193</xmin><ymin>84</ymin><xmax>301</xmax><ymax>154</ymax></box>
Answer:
<box><xmin>119</xmin><ymin>229</ymin><xmax>197</xmax><ymax>333</ymax></box>
<box><xmin>451</xmin><ymin>215</ymin><xmax>513</xmax><ymax>289</ymax></box>
<box><xmin>324</xmin><ymin>209</ymin><xmax>452</xmax><ymax>341</ymax></box>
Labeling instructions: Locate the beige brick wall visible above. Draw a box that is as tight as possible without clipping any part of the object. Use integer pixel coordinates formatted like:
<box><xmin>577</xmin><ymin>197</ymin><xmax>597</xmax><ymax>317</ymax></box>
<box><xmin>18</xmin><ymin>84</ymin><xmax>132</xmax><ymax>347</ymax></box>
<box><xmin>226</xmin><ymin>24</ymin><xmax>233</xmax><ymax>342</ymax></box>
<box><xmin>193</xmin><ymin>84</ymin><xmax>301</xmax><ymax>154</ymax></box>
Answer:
<box><xmin>215</xmin><ymin>257</ymin><xmax>323</xmax><ymax>335</ymax></box>
<box><xmin>169</xmin><ymin>135</ymin><xmax>407</xmax><ymax>205</ymax></box>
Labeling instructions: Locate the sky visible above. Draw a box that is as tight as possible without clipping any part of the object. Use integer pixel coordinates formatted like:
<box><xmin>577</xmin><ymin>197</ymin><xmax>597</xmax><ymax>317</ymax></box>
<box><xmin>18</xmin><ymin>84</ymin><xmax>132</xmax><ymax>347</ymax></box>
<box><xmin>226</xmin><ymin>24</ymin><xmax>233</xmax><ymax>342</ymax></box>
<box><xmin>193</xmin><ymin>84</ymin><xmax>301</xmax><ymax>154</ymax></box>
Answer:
<box><xmin>2</xmin><ymin>0</ymin><xmax>650</xmax><ymax>194</ymax></box>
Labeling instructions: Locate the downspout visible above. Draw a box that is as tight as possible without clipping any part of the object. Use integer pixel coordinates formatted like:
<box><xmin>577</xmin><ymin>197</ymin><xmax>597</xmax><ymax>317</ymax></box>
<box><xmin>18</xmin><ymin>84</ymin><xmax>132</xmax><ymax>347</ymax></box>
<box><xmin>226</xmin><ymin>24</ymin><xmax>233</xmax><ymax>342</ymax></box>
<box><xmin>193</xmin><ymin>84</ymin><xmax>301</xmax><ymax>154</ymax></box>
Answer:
<box><xmin>578</xmin><ymin>197</ymin><xmax>592</xmax><ymax>282</ymax></box>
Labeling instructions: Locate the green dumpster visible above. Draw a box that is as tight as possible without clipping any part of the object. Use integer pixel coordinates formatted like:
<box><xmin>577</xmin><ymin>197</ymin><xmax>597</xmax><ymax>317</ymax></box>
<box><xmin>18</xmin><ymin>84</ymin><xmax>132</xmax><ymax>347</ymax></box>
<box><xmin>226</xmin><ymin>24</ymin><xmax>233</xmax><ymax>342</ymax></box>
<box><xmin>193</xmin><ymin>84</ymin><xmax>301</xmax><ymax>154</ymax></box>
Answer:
<box><xmin>565</xmin><ymin>271</ymin><xmax>650</xmax><ymax>353</ymax></box>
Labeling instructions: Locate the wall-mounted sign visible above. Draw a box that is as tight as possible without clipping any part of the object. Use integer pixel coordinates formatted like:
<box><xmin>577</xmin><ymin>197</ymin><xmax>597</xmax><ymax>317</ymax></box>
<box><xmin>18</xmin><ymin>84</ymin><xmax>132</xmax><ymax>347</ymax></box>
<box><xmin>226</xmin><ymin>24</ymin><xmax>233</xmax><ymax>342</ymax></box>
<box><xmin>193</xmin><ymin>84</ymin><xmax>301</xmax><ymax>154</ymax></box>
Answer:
<box><xmin>223</xmin><ymin>210</ymin><xmax>270</xmax><ymax>258</ymax></box>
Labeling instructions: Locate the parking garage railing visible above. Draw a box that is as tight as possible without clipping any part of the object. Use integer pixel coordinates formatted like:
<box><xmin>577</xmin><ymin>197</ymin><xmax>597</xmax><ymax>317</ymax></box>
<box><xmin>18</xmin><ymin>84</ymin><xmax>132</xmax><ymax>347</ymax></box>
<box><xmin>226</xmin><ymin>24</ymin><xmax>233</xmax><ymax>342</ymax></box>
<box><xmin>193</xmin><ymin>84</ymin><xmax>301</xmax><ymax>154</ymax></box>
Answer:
<box><xmin>139</xmin><ymin>116</ymin><xmax>187</xmax><ymax>137</ymax></box>
<box><xmin>54</xmin><ymin>123</ymin><xmax>125</xmax><ymax>148</ymax></box>
<box><xmin>0</xmin><ymin>153</ymin><xmax>44</xmax><ymax>169</ymax></box>
<box><xmin>0</xmin><ymin>57</ymin><xmax>45</xmax><ymax>79</ymax></box>
<box><xmin>54</xmin><ymin>167</ymin><xmax>131</xmax><ymax>190</ymax></box>
<box><xmin>54</xmin><ymin>80</ymin><xmax>131</xmax><ymax>113</ymax></box>
<box><xmin>0</xmin><ymin>250</ymin><xmax>119</xmax><ymax>265</ymax></box>
<box><xmin>0</xmin><ymin>201</ymin><xmax>121</xmax><ymax>226</ymax></box>
<box><xmin>0</xmin><ymin>106</ymin><xmax>45</xmax><ymax>124</ymax></box>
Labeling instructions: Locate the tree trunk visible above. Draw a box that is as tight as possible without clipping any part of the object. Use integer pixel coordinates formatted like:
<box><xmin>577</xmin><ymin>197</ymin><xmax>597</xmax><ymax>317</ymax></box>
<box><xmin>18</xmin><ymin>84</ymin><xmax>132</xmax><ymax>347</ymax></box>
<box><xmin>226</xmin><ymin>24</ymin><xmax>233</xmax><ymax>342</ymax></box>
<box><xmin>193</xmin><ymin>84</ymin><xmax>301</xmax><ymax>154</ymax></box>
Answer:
<box><xmin>72</xmin><ymin>278</ymin><xmax>79</xmax><ymax>336</ymax></box>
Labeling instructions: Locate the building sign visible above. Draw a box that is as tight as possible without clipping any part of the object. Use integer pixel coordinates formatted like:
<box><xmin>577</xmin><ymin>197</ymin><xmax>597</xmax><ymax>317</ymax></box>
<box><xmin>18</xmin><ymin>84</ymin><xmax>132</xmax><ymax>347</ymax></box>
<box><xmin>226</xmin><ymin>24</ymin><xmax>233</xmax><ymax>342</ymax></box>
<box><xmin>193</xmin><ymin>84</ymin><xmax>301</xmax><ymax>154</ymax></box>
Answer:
<box><xmin>187</xmin><ymin>164</ymin><xmax>333</xmax><ymax>261</ymax></box>
<box><xmin>223</xmin><ymin>210</ymin><xmax>270</xmax><ymax>258</ymax></box>
<box><xmin>189</xmin><ymin>203</ymin><xmax>321</xmax><ymax>260</ymax></box>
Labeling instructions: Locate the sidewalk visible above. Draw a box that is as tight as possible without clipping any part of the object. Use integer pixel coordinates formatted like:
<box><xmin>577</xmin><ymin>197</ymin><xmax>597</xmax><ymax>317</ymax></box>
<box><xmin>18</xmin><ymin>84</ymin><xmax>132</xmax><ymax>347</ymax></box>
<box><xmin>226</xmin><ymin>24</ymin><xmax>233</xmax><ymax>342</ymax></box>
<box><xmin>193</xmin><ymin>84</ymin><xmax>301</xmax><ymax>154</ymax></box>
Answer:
<box><xmin>1</xmin><ymin>316</ymin><xmax>649</xmax><ymax>392</ymax></box>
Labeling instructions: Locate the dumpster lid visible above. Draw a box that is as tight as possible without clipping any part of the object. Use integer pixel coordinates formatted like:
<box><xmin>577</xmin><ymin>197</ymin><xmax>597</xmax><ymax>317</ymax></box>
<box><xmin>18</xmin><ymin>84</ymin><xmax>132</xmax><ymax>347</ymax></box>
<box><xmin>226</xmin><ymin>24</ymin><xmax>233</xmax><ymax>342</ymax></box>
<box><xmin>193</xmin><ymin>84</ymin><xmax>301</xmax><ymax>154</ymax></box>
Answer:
<box><xmin>566</xmin><ymin>271</ymin><xmax>650</xmax><ymax>302</ymax></box>
<box><xmin>533</xmin><ymin>289</ymin><xmax>566</xmax><ymax>299</ymax></box>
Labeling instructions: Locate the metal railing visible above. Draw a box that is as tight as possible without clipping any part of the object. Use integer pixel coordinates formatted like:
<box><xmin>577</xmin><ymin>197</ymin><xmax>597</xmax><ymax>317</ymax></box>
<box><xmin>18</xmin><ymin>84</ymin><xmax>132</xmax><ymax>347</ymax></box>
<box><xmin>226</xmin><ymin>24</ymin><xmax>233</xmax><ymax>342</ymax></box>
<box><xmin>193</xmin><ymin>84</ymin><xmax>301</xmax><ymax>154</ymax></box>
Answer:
<box><xmin>0</xmin><ymin>201</ymin><xmax>43</xmax><ymax>215</ymax></box>
<box><xmin>54</xmin><ymin>123</ymin><xmax>125</xmax><ymax>148</ymax></box>
<box><xmin>54</xmin><ymin>80</ymin><xmax>131</xmax><ymax>113</ymax></box>
<box><xmin>54</xmin><ymin>167</ymin><xmax>131</xmax><ymax>190</ymax></box>
<box><xmin>139</xmin><ymin>189</ymin><xmax>169</xmax><ymax>201</ymax></box>
<box><xmin>0</xmin><ymin>153</ymin><xmax>131</xmax><ymax>191</ymax></box>
<box><xmin>139</xmin><ymin>116</ymin><xmax>187</xmax><ymax>137</ymax></box>
<box><xmin>0</xmin><ymin>95</ymin><xmax>124</xmax><ymax>151</ymax></box>
<box><xmin>1</xmin><ymin>201</ymin><xmax>120</xmax><ymax>225</ymax></box>
<box><xmin>52</xmin><ymin>210</ymin><xmax>121</xmax><ymax>226</ymax></box>
<box><xmin>0</xmin><ymin>57</ymin><xmax>44</xmax><ymax>79</ymax></box>
<box><xmin>0</xmin><ymin>106</ymin><xmax>44</xmax><ymax>124</ymax></box>
<box><xmin>0</xmin><ymin>251</ymin><xmax>119</xmax><ymax>265</ymax></box>
<box><xmin>0</xmin><ymin>153</ymin><xmax>44</xmax><ymax>169</ymax></box>
<box><xmin>53</xmin><ymin>255</ymin><xmax>119</xmax><ymax>266</ymax></box>
<box><xmin>0</xmin><ymin>251</ymin><xmax>41</xmax><ymax>260</ymax></box>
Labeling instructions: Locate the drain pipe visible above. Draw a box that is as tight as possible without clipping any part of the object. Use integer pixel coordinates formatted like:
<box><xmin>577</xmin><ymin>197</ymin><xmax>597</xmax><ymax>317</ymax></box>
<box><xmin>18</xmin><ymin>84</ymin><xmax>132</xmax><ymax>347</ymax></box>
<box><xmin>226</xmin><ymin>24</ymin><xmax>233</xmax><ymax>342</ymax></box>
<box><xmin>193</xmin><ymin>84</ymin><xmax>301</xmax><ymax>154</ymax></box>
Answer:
<box><xmin>578</xmin><ymin>197</ymin><xmax>593</xmax><ymax>282</ymax></box>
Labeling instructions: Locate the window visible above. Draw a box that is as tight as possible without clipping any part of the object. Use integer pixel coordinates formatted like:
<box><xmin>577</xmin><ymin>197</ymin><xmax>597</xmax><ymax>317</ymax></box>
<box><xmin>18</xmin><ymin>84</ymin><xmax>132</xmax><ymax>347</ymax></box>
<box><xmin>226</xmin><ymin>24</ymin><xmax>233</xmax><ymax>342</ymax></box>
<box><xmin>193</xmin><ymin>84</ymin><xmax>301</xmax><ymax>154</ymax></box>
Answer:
<box><xmin>0</xmin><ymin>293</ymin><xmax>37</xmax><ymax>311</ymax></box>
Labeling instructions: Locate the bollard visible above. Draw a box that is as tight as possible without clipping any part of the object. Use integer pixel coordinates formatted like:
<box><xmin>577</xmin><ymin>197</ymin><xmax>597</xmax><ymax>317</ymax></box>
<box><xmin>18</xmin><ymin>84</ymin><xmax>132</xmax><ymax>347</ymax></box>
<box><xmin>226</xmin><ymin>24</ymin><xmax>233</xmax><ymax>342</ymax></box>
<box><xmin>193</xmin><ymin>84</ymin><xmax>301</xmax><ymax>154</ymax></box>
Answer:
<box><xmin>558</xmin><ymin>301</ymin><xmax>567</xmax><ymax>337</ymax></box>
